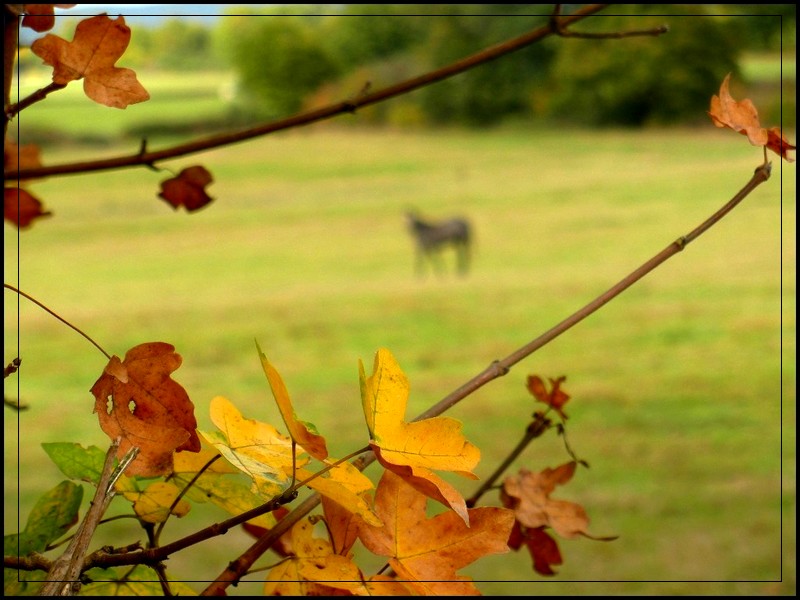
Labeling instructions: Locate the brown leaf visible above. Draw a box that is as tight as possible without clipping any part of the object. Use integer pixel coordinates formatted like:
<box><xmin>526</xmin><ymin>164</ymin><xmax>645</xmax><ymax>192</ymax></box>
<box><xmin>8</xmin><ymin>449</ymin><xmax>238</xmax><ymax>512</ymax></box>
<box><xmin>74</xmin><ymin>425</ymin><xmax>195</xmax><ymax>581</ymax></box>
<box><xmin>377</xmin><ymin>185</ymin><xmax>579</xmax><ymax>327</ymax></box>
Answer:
<box><xmin>4</xmin><ymin>140</ymin><xmax>43</xmax><ymax>181</ymax></box>
<box><xmin>90</xmin><ymin>342</ymin><xmax>200</xmax><ymax>476</ymax></box>
<box><xmin>708</xmin><ymin>73</ymin><xmax>795</xmax><ymax>162</ymax></box>
<box><xmin>508</xmin><ymin>522</ymin><xmax>563</xmax><ymax>576</ymax></box>
<box><xmin>527</xmin><ymin>375</ymin><xmax>570</xmax><ymax>419</ymax></box>
<box><xmin>22</xmin><ymin>4</ymin><xmax>76</xmax><ymax>32</ymax></box>
<box><xmin>31</xmin><ymin>14</ymin><xmax>149</xmax><ymax>108</ymax></box>
<box><xmin>4</xmin><ymin>187</ymin><xmax>52</xmax><ymax>228</ymax></box>
<box><xmin>502</xmin><ymin>462</ymin><xmax>589</xmax><ymax>539</ymax></box>
<box><xmin>158</xmin><ymin>166</ymin><xmax>214</xmax><ymax>212</ymax></box>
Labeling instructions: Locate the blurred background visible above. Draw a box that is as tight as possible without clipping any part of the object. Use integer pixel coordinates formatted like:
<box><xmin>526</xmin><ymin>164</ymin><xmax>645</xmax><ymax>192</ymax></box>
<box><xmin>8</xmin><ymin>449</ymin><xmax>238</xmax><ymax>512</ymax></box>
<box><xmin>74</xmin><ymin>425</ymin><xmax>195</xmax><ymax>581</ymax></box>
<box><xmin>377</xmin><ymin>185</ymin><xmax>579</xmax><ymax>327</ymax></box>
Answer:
<box><xmin>5</xmin><ymin>4</ymin><xmax>796</xmax><ymax>596</ymax></box>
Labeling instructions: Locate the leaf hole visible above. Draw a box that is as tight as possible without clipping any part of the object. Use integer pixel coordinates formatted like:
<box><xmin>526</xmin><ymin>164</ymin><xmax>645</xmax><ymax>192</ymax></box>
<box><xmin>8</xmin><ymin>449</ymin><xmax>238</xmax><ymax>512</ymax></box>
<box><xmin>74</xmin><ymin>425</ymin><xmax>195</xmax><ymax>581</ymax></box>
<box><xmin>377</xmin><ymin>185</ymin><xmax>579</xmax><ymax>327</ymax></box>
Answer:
<box><xmin>128</xmin><ymin>399</ymin><xmax>136</xmax><ymax>414</ymax></box>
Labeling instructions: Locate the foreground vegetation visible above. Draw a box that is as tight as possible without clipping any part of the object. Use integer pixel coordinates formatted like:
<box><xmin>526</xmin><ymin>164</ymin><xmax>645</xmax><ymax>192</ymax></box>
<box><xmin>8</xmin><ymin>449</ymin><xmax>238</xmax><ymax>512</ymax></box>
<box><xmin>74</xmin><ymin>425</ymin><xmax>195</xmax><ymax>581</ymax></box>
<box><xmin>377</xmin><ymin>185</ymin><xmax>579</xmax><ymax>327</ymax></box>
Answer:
<box><xmin>5</xmin><ymin>123</ymin><xmax>794</xmax><ymax>594</ymax></box>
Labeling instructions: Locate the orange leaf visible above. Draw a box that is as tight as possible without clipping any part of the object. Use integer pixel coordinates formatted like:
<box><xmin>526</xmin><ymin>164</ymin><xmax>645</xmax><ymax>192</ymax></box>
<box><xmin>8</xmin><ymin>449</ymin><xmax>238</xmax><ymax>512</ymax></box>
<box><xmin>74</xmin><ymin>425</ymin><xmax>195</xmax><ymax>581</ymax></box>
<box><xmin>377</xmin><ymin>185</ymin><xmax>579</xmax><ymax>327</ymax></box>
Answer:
<box><xmin>256</xmin><ymin>341</ymin><xmax>328</xmax><ymax>461</ymax></box>
<box><xmin>158</xmin><ymin>166</ymin><xmax>214</xmax><ymax>212</ymax></box>
<box><xmin>527</xmin><ymin>374</ymin><xmax>570</xmax><ymax>419</ymax></box>
<box><xmin>357</xmin><ymin>470</ymin><xmax>515</xmax><ymax>596</ymax></box>
<box><xmin>4</xmin><ymin>188</ymin><xmax>52</xmax><ymax>228</ymax></box>
<box><xmin>708</xmin><ymin>73</ymin><xmax>795</xmax><ymax>162</ymax></box>
<box><xmin>90</xmin><ymin>342</ymin><xmax>200</xmax><ymax>477</ymax></box>
<box><xmin>4</xmin><ymin>140</ymin><xmax>43</xmax><ymax>181</ymax></box>
<box><xmin>22</xmin><ymin>4</ymin><xmax>76</xmax><ymax>32</ymax></box>
<box><xmin>31</xmin><ymin>14</ymin><xmax>149</xmax><ymax>108</ymax></box>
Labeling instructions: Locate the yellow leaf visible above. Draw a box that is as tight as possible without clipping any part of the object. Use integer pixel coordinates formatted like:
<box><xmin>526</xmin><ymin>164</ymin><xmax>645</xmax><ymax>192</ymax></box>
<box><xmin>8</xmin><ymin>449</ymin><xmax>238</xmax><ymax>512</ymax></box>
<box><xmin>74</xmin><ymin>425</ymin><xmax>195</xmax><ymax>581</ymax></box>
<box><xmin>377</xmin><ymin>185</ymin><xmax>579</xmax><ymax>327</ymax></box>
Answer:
<box><xmin>200</xmin><ymin>396</ymin><xmax>304</xmax><ymax>497</ymax></box>
<box><xmin>256</xmin><ymin>341</ymin><xmax>328</xmax><ymax>461</ymax></box>
<box><xmin>297</xmin><ymin>461</ymin><xmax>382</xmax><ymax>527</ymax></box>
<box><xmin>359</xmin><ymin>348</ymin><xmax>480</xmax><ymax>524</ymax></box>
<box><xmin>129</xmin><ymin>481</ymin><xmax>190</xmax><ymax>524</ymax></box>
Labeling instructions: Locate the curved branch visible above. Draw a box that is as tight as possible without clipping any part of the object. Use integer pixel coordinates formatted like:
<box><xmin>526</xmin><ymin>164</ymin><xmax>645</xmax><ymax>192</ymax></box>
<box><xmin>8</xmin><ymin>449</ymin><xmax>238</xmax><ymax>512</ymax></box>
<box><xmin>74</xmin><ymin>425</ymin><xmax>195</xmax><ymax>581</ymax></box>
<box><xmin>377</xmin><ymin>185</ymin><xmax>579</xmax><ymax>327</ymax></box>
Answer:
<box><xmin>7</xmin><ymin>4</ymin><xmax>610</xmax><ymax>180</ymax></box>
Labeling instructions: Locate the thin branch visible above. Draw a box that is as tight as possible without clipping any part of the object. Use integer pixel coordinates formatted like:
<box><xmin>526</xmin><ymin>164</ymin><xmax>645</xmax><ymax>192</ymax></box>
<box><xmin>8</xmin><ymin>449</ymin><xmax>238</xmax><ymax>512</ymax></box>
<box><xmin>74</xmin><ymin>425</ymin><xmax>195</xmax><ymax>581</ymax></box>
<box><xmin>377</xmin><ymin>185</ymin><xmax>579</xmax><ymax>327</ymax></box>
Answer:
<box><xmin>3</xmin><ymin>283</ymin><xmax>111</xmax><ymax>360</ymax></box>
<box><xmin>38</xmin><ymin>439</ymin><xmax>129</xmax><ymax>596</ymax></box>
<box><xmin>199</xmin><ymin>161</ymin><xmax>772</xmax><ymax>595</ymax></box>
<box><xmin>7</xmin><ymin>82</ymin><xmax>67</xmax><ymax>117</ymax></box>
<box><xmin>7</xmin><ymin>4</ymin><xmax>611</xmax><ymax>180</ymax></box>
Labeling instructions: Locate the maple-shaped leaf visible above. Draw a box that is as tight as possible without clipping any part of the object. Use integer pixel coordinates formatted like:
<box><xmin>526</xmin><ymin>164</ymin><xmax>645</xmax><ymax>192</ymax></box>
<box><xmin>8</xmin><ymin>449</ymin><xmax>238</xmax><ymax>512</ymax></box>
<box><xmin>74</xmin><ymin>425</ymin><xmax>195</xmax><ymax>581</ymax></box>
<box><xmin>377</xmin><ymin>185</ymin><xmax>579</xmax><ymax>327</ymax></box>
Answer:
<box><xmin>4</xmin><ymin>187</ymin><xmax>52</xmax><ymax>228</ymax></box>
<box><xmin>508</xmin><ymin>521</ymin><xmax>563</xmax><ymax>576</ymax></box>
<box><xmin>256</xmin><ymin>341</ymin><xmax>328</xmax><ymax>461</ymax></box>
<box><xmin>359</xmin><ymin>348</ymin><xmax>480</xmax><ymax>525</ymax></box>
<box><xmin>297</xmin><ymin>461</ymin><xmax>382</xmax><ymax>527</ymax></box>
<box><xmin>171</xmin><ymin>445</ymin><xmax>278</xmax><ymax>530</ymax></box>
<box><xmin>21</xmin><ymin>4</ymin><xmax>76</xmax><ymax>32</ymax></box>
<box><xmin>117</xmin><ymin>481</ymin><xmax>190</xmax><ymax>524</ymax></box>
<box><xmin>158</xmin><ymin>166</ymin><xmax>214</xmax><ymax>212</ymax></box>
<box><xmin>502</xmin><ymin>462</ymin><xmax>616</xmax><ymax>543</ymax></box>
<box><xmin>264</xmin><ymin>517</ymin><xmax>366</xmax><ymax>596</ymax></box>
<box><xmin>200</xmin><ymin>395</ymin><xmax>304</xmax><ymax>498</ymax></box>
<box><xmin>30</xmin><ymin>14</ymin><xmax>149</xmax><ymax>108</ymax></box>
<box><xmin>527</xmin><ymin>374</ymin><xmax>570</xmax><ymax>419</ymax></box>
<box><xmin>709</xmin><ymin>73</ymin><xmax>795</xmax><ymax>162</ymax></box>
<box><xmin>89</xmin><ymin>342</ymin><xmax>200</xmax><ymax>477</ymax></box>
<box><xmin>358</xmin><ymin>470</ymin><xmax>515</xmax><ymax>596</ymax></box>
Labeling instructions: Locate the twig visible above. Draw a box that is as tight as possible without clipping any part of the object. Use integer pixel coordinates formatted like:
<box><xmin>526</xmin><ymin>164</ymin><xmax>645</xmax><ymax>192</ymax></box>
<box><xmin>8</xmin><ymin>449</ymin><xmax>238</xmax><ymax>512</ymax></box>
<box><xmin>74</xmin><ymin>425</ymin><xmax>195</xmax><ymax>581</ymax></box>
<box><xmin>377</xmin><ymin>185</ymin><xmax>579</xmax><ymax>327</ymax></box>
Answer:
<box><xmin>7</xmin><ymin>82</ymin><xmax>67</xmax><ymax>117</ymax></box>
<box><xmin>37</xmin><ymin>439</ymin><xmax>133</xmax><ymax>596</ymax></box>
<box><xmin>199</xmin><ymin>161</ymin><xmax>772</xmax><ymax>595</ymax></box>
<box><xmin>7</xmin><ymin>4</ymin><xmax>610</xmax><ymax>180</ymax></box>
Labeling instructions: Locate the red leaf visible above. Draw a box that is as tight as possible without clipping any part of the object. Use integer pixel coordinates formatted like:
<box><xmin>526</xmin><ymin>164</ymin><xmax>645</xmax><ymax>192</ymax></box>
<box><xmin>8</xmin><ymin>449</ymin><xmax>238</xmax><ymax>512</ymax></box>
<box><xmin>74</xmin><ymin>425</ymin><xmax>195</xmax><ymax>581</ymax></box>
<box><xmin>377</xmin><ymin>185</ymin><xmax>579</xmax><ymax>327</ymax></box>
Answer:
<box><xmin>508</xmin><ymin>522</ymin><xmax>564</xmax><ymax>576</ymax></box>
<box><xmin>158</xmin><ymin>166</ymin><xmax>214</xmax><ymax>212</ymax></box>
<box><xmin>526</xmin><ymin>375</ymin><xmax>570</xmax><ymax>419</ymax></box>
<box><xmin>22</xmin><ymin>4</ymin><xmax>76</xmax><ymax>32</ymax></box>
<box><xmin>4</xmin><ymin>188</ymin><xmax>52</xmax><ymax>228</ymax></box>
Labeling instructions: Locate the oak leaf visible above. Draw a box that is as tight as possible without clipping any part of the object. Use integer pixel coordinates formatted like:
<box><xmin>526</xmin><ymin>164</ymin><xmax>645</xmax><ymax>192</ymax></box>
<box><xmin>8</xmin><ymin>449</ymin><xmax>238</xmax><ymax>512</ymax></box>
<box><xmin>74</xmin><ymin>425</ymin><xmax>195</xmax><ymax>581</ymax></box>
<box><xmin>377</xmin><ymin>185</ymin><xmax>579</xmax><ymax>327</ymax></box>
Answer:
<box><xmin>527</xmin><ymin>374</ymin><xmax>570</xmax><ymax>419</ymax></box>
<box><xmin>89</xmin><ymin>342</ymin><xmax>200</xmax><ymax>477</ymax></box>
<box><xmin>30</xmin><ymin>14</ymin><xmax>149</xmax><ymax>108</ymax></box>
<box><xmin>118</xmin><ymin>481</ymin><xmax>190</xmax><ymax>524</ymax></box>
<box><xmin>357</xmin><ymin>470</ymin><xmax>515</xmax><ymax>596</ymax></box>
<box><xmin>359</xmin><ymin>348</ymin><xmax>480</xmax><ymax>525</ymax></box>
<box><xmin>158</xmin><ymin>166</ymin><xmax>214</xmax><ymax>212</ymax></box>
<box><xmin>709</xmin><ymin>73</ymin><xmax>795</xmax><ymax>162</ymax></box>
<box><xmin>257</xmin><ymin>341</ymin><xmax>328</xmax><ymax>460</ymax></box>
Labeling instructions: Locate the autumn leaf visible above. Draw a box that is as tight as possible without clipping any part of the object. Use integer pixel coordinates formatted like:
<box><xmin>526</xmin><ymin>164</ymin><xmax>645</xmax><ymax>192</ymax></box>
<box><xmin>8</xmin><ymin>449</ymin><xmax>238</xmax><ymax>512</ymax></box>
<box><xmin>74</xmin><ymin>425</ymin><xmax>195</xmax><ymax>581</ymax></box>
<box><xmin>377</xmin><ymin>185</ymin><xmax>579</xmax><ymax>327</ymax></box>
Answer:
<box><xmin>264</xmin><ymin>517</ymin><xmax>366</xmax><ymax>596</ymax></box>
<box><xmin>709</xmin><ymin>73</ymin><xmax>795</xmax><ymax>162</ymax></box>
<box><xmin>527</xmin><ymin>374</ymin><xmax>570</xmax><ymax>419</ymax></box>
<box><xmin>118</xmin><ymin>481</ymin><xmax>190</xmax><ymax>524</ymax></box>
<box><xmin>508</xmin><ymin>521</ymin><xmax>563</xmax><ymax>576</ymax></box>
<box><xmin>357</xmin><ymin>470</ymin><xmax>515</xmax><ymax>596</ymax></box>
<box><xmin>256</xmin><ymin>340</ymin><xmax>328</xmax><ymax>461</ymax></box>
<box><xmin>89</xmin><ymin>342</ymin><xmax>200</xmax><ymax>477</ymax></box>
<box><xmin>200</xmin><ymin>396</ymin><xmax>301</xmax><ymax>498</ymax></box>
<box><xmin>158</xmin><ymin>166</ymin><xmax>214</xmax><ymax>212</ymax></box>
<box><xmin>30</xmin><ymin>14</ymin><xmax>149</xmax><ymax>108</ymax></box>
<box><xmin>4</xmin><ymin>140</ymin><xmax>43</xmax><ymax>182</ymax></box>
<box><xmin>297</xmin><ymin>461</ymin><xmax>382</xmax><ymax>527</ymax></box>
<box><xmin>502</xmin><ymin>462</ymin><xmax>616</xmax><ymax>541</ymax></box>
<box><xmin>78</xmin><ymin>565</ymin><xmax>197</xmax><ymax>596</ymax></box>
<box><xmin>21</xmin><ymin>5</ymin><xmax>76</xmax><ymax>32</ymax></box>
<box><xmin>4</xmin><ymin>187</ymin><xmax>52</xmax><ymax>228</ymax></box>
<box><xmin>359</xmin><ymin>348</ymin><xmax>480</xmax><ymax>525</ymax></box>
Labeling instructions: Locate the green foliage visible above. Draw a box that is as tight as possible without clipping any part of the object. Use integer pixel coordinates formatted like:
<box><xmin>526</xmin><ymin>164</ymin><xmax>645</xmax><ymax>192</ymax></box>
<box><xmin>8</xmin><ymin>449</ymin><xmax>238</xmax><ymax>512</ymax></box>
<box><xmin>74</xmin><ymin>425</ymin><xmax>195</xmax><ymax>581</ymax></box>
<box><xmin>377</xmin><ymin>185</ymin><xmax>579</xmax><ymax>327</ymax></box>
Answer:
<box><xmin>214</xmin><ymin>15</ymin><xmax>340</xmax><ymax>118</ymax></box>
<box><xmin>547</xmin><ymin>6</ymin><xmax>741</xmax><ymax>126</ymax></box>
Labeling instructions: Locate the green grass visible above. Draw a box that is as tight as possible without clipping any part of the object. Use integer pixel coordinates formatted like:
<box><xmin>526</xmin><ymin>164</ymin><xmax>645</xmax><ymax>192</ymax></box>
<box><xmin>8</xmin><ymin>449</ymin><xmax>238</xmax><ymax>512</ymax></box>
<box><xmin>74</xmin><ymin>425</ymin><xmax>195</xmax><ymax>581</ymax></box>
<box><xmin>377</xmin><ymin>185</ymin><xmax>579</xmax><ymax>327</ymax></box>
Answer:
<box><xmin>4</xmin><ymin>124</ymin><xmax>795</xmax><ymax>592</ymax></box>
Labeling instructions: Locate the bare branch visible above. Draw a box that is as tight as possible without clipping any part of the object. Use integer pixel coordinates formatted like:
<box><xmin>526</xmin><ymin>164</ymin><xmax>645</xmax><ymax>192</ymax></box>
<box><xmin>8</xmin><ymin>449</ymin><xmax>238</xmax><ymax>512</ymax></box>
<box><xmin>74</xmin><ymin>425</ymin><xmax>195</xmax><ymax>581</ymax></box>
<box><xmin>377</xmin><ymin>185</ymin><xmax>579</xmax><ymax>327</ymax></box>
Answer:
<box><xmin>7</xmin><ymin>4</ymin><xmax>611</xmax><ymax>181</ymax></box>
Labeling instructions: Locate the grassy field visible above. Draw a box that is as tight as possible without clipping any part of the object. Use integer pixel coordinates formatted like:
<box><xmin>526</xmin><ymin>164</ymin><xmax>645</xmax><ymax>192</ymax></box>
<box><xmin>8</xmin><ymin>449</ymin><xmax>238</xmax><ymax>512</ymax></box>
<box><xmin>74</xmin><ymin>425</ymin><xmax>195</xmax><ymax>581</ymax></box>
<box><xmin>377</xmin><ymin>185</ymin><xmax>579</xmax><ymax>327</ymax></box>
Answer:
<box><xmin>4</xmin><ymin>74</ymin><xmax>796</xmax><ymax>594</ymax></box>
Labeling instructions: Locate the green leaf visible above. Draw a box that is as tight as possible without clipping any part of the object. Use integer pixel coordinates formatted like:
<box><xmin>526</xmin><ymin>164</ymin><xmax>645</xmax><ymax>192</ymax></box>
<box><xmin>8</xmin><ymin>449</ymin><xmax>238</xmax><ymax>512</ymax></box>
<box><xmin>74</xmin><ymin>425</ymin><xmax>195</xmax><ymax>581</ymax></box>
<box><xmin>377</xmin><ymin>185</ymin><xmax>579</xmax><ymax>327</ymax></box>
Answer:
<box><xmin>41</xmin><ymin>442</ymin><xmax>107</xmax><ymax>484</ymax></box>
<box><xmin>80</xmin><ymin>565</ymin><xmax>198</xmax><ymax>595</ymax></box>
<box><xmin>22</xmin><ymin>481</ymin><xmax>83</xmax><ymax>552</ymax></box>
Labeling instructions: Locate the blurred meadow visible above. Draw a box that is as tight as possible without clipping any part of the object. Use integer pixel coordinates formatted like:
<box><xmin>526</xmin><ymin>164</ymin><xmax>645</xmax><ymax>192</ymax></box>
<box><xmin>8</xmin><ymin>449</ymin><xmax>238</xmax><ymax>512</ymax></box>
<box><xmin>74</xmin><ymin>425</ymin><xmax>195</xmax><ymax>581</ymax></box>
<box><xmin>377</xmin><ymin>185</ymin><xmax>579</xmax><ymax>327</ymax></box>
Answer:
<box><xmin>5</xmin><ymin>59</ymin><xmax>796</xmax><ymax>596</ymax></box>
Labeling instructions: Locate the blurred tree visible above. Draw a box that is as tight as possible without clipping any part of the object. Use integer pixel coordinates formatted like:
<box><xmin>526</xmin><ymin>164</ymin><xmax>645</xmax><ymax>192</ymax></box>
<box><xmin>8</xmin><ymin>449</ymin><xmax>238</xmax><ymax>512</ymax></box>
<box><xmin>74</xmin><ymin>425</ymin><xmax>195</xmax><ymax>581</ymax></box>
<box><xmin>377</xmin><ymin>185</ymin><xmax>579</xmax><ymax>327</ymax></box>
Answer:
<box><xmin>150</xmin><ymin>19</ymin><xmax>221</xmax><ymax>70</ymax></box>
<box><xmin>214</xmin><ymin>13</ymin><xmax>340</xmax><ymax>118</ymax></box>
<box><xmin>545</xmin><ymin>5</ymin><xmax>741</xmax><ymax>126</ymax></box>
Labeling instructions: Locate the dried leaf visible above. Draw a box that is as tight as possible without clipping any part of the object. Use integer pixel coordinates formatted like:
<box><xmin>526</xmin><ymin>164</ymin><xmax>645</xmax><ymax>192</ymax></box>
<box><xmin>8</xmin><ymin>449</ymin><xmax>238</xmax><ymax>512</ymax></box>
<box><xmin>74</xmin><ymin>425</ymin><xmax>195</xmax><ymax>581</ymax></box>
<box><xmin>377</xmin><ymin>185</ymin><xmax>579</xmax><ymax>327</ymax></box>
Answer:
<box><xmin>158</xmin><ymin>166</ymin><xmax>214</xmax><ymax>212</ymax></box>
<box><xmin>31</xmin><ymin>14</ymin><xmax>149</xmax><ymax>108</ymax></box>
<box><xmin>527</xmin><ymin>375</ymin><xmax>570</xmax><ymax>419</ymax></box>
<box><xmin>709</xmin><ymin>73</ymin><xmax>795</xmax><ymax>162</ymax></box>
<box><xmin>4</xmin><ymin>187</ymin><xmax>52</xmax><ymax>229</ymax></box>
<box><xmin>508</xmin><ymin>522</ymin><xmax>563</xmax><ymax>576</ymax></box>
<box><xmin>90</xmin><ymin>342</ymin><xmax>200</xmax><ymax>477</ymax></box>
<box><xmin>22</xmin><ymin>4</ymin><xmax>76</xmax><ymax>32</ymax></box>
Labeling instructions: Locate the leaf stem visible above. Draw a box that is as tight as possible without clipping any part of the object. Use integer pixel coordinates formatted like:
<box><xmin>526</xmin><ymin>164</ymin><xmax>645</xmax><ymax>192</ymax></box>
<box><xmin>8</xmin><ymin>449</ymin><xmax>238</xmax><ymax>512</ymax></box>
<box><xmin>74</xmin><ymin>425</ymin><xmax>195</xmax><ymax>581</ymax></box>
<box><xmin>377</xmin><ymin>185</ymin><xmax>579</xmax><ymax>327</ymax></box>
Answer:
<box><xmin>4</xmin><ymin>283</ymin><xmax>111</xmax><ymax>360</ymax></box>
